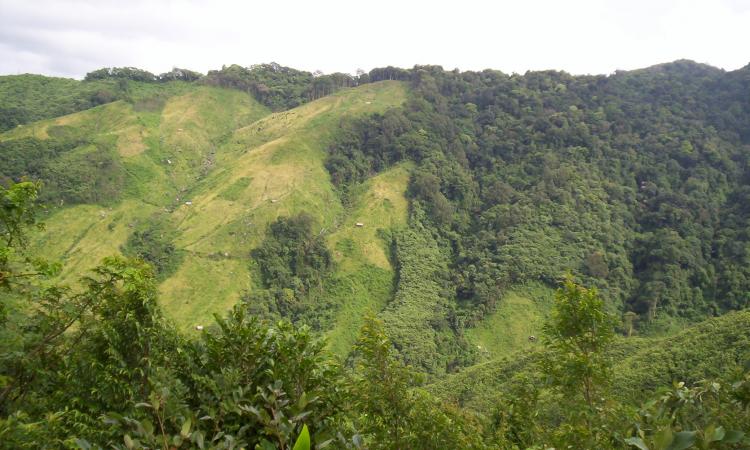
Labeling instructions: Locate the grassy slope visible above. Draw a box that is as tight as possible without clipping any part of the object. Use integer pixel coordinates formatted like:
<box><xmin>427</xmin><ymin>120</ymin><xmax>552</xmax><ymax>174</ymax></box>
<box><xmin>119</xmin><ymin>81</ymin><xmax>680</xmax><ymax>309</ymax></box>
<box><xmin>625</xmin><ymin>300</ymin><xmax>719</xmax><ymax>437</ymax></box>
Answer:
<box><xmin>7</xmin><ymin>84</ymin><xmax>269</xmax><ymax>297</ymax></box>
<box><xmin>325</xmin><ymin>164</ymin><xmax>411</xmax><ymax>356</ymax></box>
<box><xmin>159</xmin><ymin>81</ymin><xmax>408</xmax><ymax>330</ymax></box>
<box><xmin>5</xmin><ymin>81</ymin><xmax>409</xmax><ymax>336</ymax></box>
<box><xmin>427</xmin><ymin>310</ymin><xmax>750</xmax><ymax>414</ymax></box>
<box><xmin>465</xmin><ymin>284</ymin><xmax>554</xmax><ymax>360</ymax></box>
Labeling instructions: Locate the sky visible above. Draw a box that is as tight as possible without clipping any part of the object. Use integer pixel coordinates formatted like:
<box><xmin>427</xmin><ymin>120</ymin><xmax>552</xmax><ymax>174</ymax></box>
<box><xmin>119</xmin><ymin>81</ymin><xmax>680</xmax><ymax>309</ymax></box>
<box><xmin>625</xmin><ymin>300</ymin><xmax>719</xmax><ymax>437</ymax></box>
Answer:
<box><xmin>1</xmin><ymin>0</ymin><xmax>749</xmax><ymax>79</ymax></box>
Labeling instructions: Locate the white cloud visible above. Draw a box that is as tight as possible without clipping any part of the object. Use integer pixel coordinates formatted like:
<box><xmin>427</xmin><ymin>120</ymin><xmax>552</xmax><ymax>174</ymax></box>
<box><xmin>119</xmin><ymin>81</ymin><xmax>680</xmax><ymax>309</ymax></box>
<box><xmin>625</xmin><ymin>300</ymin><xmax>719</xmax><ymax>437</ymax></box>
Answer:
<box><xmin>0</xmin><ymin>0</ymin><xmax>747</xmax><ymax>78</ymax></box>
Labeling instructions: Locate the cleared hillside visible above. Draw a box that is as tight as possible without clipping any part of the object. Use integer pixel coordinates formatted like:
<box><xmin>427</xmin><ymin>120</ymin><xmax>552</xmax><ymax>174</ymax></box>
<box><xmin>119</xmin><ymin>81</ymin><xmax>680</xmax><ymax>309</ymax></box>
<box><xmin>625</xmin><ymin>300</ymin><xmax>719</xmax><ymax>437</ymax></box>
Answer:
<box><xmin>158</xmin><ymin>81</ymin><xmax>407</xmax><ymax>331</ymax></box>
<box><xmin>1</xmin><ymin>81</ymin><xmax>409</xmax><ymax>342</ymax></box>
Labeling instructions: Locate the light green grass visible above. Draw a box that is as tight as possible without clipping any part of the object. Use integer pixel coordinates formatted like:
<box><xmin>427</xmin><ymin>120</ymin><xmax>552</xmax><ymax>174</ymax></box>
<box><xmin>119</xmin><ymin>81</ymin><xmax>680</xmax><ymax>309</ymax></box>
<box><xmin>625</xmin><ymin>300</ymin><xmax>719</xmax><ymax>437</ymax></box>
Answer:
<box><xmin>323</xmin><ymin>265</ymin><xmax>395</xmax><ymax>358</ymax></box>
<box><xmin>13</xmin><ymin>85</ymin><xmax>268</xmax><ymax>283</ymax></box>
<box><xmin>328</xmin><ymin>164</ymin><xmax>411</xmax><ymax>271</ymax></box>
<box><xmin>465</xmin><ymin>283</ymin><xmax>554</xmax><ymax>360</ymax></box>
<box><xmin>159</xmin><ymin>255</ymin><xmax>250</xmax><ymax>330</ymax></box>
<box><xmin>323</xmin><ymin>163</ymin><xmax>411</xmax><ymax>356</ymax></box>
<box><xmin>158</xmin><ymin>81</ymin><xmax>408</xmax><ymax>328</ymax></box>
<box><xmin>11</xmin><ymin>81</ymin><xmax>408</xmax><ymax>331</ymax></box>
<box><xmin>29</xmin><ymin>200</ymin><xmax>159</xmax><ymax>283</ymax></box>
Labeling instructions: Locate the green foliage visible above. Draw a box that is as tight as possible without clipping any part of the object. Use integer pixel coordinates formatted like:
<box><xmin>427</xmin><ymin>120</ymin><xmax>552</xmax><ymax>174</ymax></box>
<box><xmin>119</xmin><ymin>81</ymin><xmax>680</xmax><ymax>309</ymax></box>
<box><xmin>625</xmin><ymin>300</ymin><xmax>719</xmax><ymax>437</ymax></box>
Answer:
<box><xmin>625</xmin><ymin>377</ymin><xmax>750</xmax><ymax>449</ymax></box>
<box><xmin>41</xmin><ymin>142</ymin><xmax>125</xmax><ymax>205</ymax></box>
<box><xmin>537</xmin><ymin>278</ymin><xmax>623</xmax><ymax>449</ymax></box>
<box><xmin>541</xmin><ymin>276</ymin><xmax>617</xmax><ymax>407</ymax></box>
<box><xmin>0</xmin><ymin>136</ymin><xmax>124</xmax><ymax>205</ymax></box>
<box><xmin>184</xmin><ymin>308</ymin><xmax>342</xmax><ymax>449</ymax></box>
<box><xmin>203</xmin><ymin>63</ymin><xmax>357</xmax><ymax>110</ymax></box>
<box><xmin>0</xmin><ymin>137</ymin><xmax>83</xmax><ymax>185</ymax></box>
<box><xmin>156</xmin><ymin>68</ymin><xmax>204</xmax><ymax>82</ymax></box>
<box><xmin>488</xmin><ymin>375</ymin><xmax>544</xmax><ymax>449</ymax></box>
<box><xmin>0</xmin><ymin>181</ymin><xmax>48</xmax><ymax>319</ymax></box>
<box><xmin>84</xmin><ymin>66</ymin><xmax>204</xmax><ymax>84</ymax></box>
<box><xmin>2</xmin><ymin>222</ymin><xmax>343</xmax><ymax>449</ymax></box>
<box><xmin>121</xmin><ymin>218</ymin><xmax>183</xmax><ymax>280</ymax></box>
<box><xmin>326</xmin><ymin>61</ymin><xmax>750</xmax><ymax>329</ymax></box>
<box><xmin>347</xmin><ymin>315</ymin><xmax>485</xmax><ymax>449</ymax></box>
<box><xmin>0</xmin><ymin>75</ymin><xmax>123</xmax><ymax>131</ymax></box>
<box><xmin>103</xmin><ymin>306</ymin><xmax>343</xmax><ymax>449</ymax></box>
<box><xmin>379</xmin><ymin>209</ymin><xmax>476</xmax><ymax>375</ymax></box>
<box><xmin>84</xmin><ymin>67</ymin><xmax>159</xmax><ymax>82</ymax></box>
<box><xmin>251</xmin><ymin>213</ymin><xmax>332</xmax><ymax>293</ymax></box>
<box><xmin>613</xmin><ymin>311</ymin><xmax>750</xmax><ymax>404</ymax></box>
<box><xmin>292</xmin><ymin>425</ymin><xmax>310</xmax><ymax>450</ymax></box>
<box><xmin>0</xmin><ymin>181</ymin><xmax>41</xmax><ymax>249</ymax></box>
<box><xmin>429</xmin><ymin>310</ymin><xmax>750</xmax><ymax>418</ymax></box>
<box><xmin>325</xmin><ymin>108</ymin><xmax>414</xmax><ymax>198</ymax></box>
<box><xmin>0</xmin><ymin>256</ymin><xmax>168</xmax><ymax>446</ymax></box>
<box><xmin>246</xmin><ymin>214</ymin><xmax>334</xmax><ymax>324</ymax></box>
<box><xmin>3</xmin><ymin>61</ymin><xmax>750</xmax><ymax>449</ymax></box>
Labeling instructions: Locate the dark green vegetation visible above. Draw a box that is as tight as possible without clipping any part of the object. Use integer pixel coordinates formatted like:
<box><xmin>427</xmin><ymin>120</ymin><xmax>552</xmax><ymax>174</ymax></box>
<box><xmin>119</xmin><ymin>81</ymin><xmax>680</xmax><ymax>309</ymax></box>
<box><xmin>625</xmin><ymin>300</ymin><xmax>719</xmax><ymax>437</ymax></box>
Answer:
<box><xmin>202</xmin><ymin>63</ymin><xmax>359</xmax><ymax>110</ymax></box>
<box><xmin>245</xmin><ymin>214</ymin><xmax>334</xmax><ymax>324</ymax></box>
<box><xmin>0</xmin><ymin>75</ymin><xmax>119</xmax><ymax>132</ymax></box>
<box><xmin>0</xmin><ymin>70</ymin><xmax>204</xmax><ymax>133</ymax></box>
<box><xmin>1</xmin><ymin>60</ymin><xmax>750</xmax><ymax>448</ymax></box>
<box><xmin>0</xmin><ymin>135</ymin><xmax>124</xmax><ymax>205</ymax></box>
<box><xmin>121</xmin><ymin>218</ymin><xmax>183</xmax><ymax>280</ymax></box>
<box><xmin>326</xmin><ymin>61</ymin><xmax>750</xmax><ymax>363</ymax></box>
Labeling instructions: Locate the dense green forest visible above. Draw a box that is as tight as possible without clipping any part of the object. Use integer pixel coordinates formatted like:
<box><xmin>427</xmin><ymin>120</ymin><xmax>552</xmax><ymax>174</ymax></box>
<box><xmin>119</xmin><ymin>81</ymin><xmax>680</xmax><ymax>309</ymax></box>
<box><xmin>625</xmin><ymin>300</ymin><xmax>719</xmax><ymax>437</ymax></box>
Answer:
<box><xmin>1</xmin><ymin>60</ymin><xmax>749</xmax><ymax>448</ymax></box>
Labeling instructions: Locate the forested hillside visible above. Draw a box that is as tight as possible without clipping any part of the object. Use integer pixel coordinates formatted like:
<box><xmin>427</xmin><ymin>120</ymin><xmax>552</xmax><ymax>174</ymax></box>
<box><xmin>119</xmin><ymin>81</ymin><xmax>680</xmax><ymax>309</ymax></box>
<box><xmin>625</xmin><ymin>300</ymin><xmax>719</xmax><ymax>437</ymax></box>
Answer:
<box><xmin>1</xmin><ymin>61</ymin><xmax>749</xmax><ymax>448</ymax></box>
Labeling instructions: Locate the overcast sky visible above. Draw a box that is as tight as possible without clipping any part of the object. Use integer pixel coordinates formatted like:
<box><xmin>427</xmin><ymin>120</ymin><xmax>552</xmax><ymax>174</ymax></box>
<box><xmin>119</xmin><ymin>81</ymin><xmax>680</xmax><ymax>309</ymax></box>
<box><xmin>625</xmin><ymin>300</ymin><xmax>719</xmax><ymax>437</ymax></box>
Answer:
<box><xmin>1</xmin><ymin>0</ymin><xmax>748</xmax><ymax>79</ymax></box>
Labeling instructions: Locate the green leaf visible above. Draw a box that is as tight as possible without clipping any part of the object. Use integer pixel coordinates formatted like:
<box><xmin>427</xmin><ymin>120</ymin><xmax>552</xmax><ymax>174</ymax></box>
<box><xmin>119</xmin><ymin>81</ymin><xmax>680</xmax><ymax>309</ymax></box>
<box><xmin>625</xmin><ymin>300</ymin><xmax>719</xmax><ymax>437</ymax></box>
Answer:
<box><xmin>298</xmin><ymin>391</ymin><xmax>309</xmax><ymax>409</ymax></box>
<box><xmin>141</xmin><ymin>418</ymin><xmax>154</xmax><ymax>435</ymax></box>
<box><xmin>74</xmin><ymin>438</ymin><xmax>92</xmax><ymax>450</ymax></box>
<box><xmin>666</xmin><ymin>431</ymin><xmax>695</xmax><ymax>450</ymax></box>
<box><xmin>191</xmin><ymin>430</ymin><xmax>205</xmax><ymax>449</ymax></box>
<box><xmin>256</xmin><ymin>439</ymin><xmax>276</xmax><ymax>450</ymax></box>
<box><xmin>723</xmin><ymin>430</ymin><xmax>744</xmax><ymax>444</ymax></box>
<box><xmin>124</xmin><ymin>434</ymin><xmax>135</xmax><ymax>450</ymax></box>
<box><xmin>625</xmin><ymin>436</ymin><xmax>650</xmax><ymax>450</ymax></box>
<box><xmin>293</xmin><ymin>424</ymin><xmax>311</xmax><ymax>450</ymax></box>
<box><xmin>180</xmin><ymin>417</ymin><xmax>192</xmax><ymax>438</ymax></box>
<box><xmin>655</xmin><ymin>427</ymin><xmax>673</xmax><ymax>450</ymax></box>
<box><xmin>708</xmin><ymin>426</ymin><xmax>725</xmax><ymax>442</ymax></box>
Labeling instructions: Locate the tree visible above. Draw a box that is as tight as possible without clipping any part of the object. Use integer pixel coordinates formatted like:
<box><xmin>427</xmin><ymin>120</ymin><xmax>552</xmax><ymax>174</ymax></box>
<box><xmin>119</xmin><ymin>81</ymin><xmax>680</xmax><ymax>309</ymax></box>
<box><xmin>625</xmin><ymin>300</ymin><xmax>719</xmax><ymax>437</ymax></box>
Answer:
<box><xmin>542</xmin><ymin>277</ymin><xmax>616</xmax><ymax>408</ymax></box>
<box><xmin>348</xmin><ymin>314</ymin><xmax>484</xmax><ymax>450</ymax></box>
<box><xmin>103</xmin><ymin>306</ymin><xmax>343</xmax><ymax>449</ymax></box>
<box><xmin>540</xmin><ymin>276</ymin><xmax>620</xmax><ymax>448</ymax></box>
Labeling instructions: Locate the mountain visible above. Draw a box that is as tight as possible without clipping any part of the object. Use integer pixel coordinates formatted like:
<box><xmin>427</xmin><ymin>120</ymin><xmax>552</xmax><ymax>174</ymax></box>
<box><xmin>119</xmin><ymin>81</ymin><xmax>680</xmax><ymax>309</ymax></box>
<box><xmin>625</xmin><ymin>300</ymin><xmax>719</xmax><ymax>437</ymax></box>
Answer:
<box><xmin>1</xmin><ymin>61</ymin><xmax>750</xmax><ymax>448</ymax></box>
<box><xmin>2</xmin><ymin>61</ymin><xmax>750</xmax><ymax>361</ymax></box>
